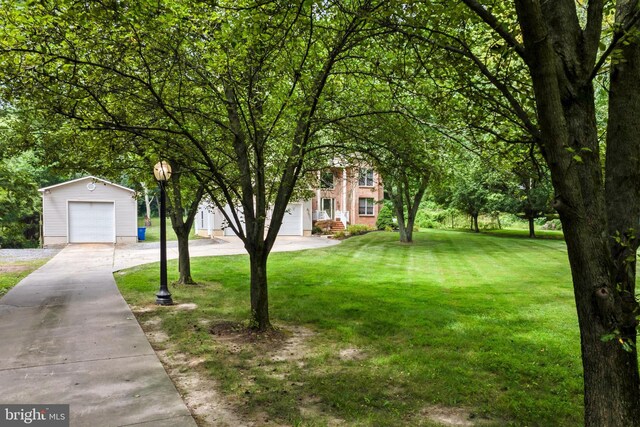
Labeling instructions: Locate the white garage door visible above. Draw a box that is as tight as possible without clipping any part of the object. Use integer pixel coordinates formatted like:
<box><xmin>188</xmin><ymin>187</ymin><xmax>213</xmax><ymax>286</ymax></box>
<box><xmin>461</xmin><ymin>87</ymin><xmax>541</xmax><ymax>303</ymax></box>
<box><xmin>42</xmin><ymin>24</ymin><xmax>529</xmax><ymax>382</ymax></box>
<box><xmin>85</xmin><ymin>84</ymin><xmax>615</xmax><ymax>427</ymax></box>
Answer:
<box><xmin>222</xmin><ymin>204</ymin><xmax>303</xmax><ymax>236</ymax></box>
<box><xmin>278</xmin><ymin>203</ymin><xmax>303</xmax><ymax>236</ymax></box>
<box><xmin>68</xmin><ymin>201</ymin><xmax>115</xmax><ymax>243</ymax></box>
<box><xmin>223</xmin><ymin>206</ymin><xmax>246</xmax><ymax>236</ymax></box>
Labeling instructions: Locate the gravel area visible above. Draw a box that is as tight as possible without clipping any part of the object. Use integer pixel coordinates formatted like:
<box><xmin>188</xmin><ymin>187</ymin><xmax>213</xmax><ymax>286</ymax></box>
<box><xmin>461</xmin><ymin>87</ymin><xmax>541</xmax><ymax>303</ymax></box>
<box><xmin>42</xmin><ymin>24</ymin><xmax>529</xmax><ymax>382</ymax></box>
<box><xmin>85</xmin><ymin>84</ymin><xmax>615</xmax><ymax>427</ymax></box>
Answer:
<box><xmin>0</xmin><ymin>248</ymin><xmax>61</xmax><ymax>263</ymax></box>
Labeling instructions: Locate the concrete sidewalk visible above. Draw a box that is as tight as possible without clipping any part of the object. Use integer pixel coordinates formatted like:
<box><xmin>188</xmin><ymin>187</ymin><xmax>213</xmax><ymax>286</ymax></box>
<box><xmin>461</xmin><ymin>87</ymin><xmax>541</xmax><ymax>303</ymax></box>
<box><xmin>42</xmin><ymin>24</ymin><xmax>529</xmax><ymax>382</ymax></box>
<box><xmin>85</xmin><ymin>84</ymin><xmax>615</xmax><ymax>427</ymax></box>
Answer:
<box><xmin>113</xmin><ymin>235</ymin><xmax>340</xmax><ymax>271</ymax></box>
<box><xmin>0</xmin><ymin>244</ymin><xmax>197</xmax><ymax>426</ymax></box>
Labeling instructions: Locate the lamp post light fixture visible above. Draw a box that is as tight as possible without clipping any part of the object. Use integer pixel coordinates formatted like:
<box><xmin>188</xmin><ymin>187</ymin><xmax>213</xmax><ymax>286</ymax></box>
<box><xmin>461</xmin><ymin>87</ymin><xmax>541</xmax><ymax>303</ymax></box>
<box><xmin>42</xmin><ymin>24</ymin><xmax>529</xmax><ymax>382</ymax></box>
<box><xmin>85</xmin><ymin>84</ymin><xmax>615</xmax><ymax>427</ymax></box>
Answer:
<box><xmin>154</xmin><ymin>161</ymin><xmax>173</xmax><ymax>306</ymax></box>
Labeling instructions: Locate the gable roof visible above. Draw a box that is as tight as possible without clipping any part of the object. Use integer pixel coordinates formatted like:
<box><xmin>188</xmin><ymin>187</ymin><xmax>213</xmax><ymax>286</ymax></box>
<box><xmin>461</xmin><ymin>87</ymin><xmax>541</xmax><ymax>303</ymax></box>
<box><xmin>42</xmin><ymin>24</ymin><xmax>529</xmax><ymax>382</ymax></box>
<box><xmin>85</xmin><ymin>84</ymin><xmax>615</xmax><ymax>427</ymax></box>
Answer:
<box><xmin>38</xmin><ymin>176</ymin><xmax>135</xmax><ymax>193</ymax></box>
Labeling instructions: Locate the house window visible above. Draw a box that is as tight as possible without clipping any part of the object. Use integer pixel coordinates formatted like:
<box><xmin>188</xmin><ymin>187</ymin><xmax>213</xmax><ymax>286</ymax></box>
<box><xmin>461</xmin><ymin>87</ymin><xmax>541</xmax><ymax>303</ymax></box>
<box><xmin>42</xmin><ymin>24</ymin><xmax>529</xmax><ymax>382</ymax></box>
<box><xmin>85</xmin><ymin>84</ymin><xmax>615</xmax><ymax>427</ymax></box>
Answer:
<box><xmin>321</xmin><ymin>171</ymin><xmax>334</xmax><ymax>189</ymax></box>
<box><xmin>321</xmin><ymin>198</ymin><xmax>334</xmax><ymax>219</ymax></box>
<box><xmin>359</xmin><ymin>169</ymin><xmax>374</xmax><ymax>187</ymax></box>
<box><xmin>359</xmin><ymin>198</ymin><xmax>375</xmax><ymax>216</ymax></box>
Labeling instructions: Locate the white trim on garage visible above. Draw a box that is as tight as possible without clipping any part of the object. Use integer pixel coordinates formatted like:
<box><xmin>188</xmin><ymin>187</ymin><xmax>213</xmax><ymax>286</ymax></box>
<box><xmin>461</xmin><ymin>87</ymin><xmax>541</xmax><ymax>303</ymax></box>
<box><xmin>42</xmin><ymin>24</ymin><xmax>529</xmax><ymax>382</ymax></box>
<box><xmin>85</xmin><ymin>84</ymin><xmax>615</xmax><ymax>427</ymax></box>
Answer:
<box><xmin>40</xmin><ymin>175</ymin><xmax>134</xmax><ymax>193</ymax></box>
<box><xmin>67</xmin><ymin>200</ymin><xmax>116</xmax><ymax>243</ymax></box>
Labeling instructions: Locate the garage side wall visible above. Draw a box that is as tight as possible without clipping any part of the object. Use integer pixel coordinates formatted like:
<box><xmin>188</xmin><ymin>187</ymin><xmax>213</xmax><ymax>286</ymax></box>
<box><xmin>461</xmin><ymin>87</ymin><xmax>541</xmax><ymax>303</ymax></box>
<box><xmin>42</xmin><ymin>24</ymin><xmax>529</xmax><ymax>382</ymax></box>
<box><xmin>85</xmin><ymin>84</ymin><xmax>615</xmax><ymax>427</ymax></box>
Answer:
<box><xmin>42</xmin><ymin>179</ymin><xmax>137</xmax><ymax>245</ymax></box>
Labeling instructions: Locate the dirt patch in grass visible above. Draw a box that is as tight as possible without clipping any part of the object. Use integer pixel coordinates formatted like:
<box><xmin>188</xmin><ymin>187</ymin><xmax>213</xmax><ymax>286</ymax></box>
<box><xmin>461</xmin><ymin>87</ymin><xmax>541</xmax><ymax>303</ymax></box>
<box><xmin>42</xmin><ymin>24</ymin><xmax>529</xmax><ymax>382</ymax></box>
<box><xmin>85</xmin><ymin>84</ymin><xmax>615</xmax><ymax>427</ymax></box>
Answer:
<box><xmin>158</xmin><ymin>347</ymin><xmax>249</xmax><ymax>427</ymax></box>
<box><xmin>205</xmin><ymin>322</ymin><xmax>353</xmax><ymax>425</ymax></box>
<box><xmin>209</xmin><ymin>321</ymin><xmax>288</xmax><ymax>342</ymax></box>
<box><xmin>338</xmin><ymin>347</ymin><xmax>366</xmax><ymax>361</ymax></box>
<box><xmin>298</xmin><ymin>396</ymin><xmax>347</xmax><ymax>426</ymax></box>
<box><xmin>0</xmin><ymin>265</ymin><xmax>31</xmax><ymax>273</ymax></box>
<box><xmin>175</xmin><ymin>303</ymin><xmax>198</xmax><ymax>310</ymax></box>
<box><xmin>139</xmin><ymin>314</ymin><xmax>251</xmax><ymax>426</ymax></box>
<box><xmin>130</xmin><ymin>304</ymin><xmax>157</xmax><ymax>314</ymax></box>
<box><xmin>134</xmin><ymin>312</ymin><xmax>387</xmax><ymax>426</ymax></box>
<box><xmin>420</xmin><ymin>405</ymin><xmax>496</xmax><ymax>426</ymax></box>
<box><xmin>209</xmin><ymin>321</ymin><xmax>316</xmax><ymax>366</ymax></box>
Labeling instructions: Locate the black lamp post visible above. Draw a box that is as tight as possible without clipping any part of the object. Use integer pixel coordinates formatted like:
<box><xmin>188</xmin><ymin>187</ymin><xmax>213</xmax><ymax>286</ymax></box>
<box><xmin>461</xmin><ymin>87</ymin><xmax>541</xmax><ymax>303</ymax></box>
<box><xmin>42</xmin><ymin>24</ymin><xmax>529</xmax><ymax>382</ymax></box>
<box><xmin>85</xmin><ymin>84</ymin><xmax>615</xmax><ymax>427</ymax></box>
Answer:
<box><xmin>154</xmin><ymin>161</ymin><xmax>173</xmax><ymax>305</ymax></box>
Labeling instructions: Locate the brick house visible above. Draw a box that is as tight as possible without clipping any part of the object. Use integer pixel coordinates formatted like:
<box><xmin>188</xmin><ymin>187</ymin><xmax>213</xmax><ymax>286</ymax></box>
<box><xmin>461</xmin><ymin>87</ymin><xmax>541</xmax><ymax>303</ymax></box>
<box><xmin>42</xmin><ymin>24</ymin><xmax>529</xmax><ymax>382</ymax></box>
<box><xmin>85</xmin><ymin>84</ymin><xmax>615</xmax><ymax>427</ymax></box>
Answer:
<box><xmin>312</xmin><ymin>163</ymin><xmax>384</xmax><ymax>229</ymax></box>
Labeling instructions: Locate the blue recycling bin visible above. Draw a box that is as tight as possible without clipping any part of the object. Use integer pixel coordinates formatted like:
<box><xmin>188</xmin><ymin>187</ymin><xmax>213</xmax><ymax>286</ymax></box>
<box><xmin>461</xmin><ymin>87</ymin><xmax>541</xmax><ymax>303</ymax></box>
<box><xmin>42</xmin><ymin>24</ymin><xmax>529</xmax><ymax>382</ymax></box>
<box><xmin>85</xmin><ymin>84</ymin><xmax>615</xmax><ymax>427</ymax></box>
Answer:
<box><xmin>137</xmin><ymin>227</ymin><xmax>146</xmax><ymax>241</ymax></box>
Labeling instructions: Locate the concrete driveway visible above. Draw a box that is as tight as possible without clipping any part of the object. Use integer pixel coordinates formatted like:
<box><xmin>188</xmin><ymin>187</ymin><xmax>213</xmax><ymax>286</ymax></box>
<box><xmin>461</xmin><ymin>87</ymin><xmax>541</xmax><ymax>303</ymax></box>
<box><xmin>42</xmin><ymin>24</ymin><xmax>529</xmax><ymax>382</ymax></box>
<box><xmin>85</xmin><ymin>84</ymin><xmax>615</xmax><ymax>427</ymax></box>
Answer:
<box><xmin>113</xmin><ymin>235</ymin><xmax>340</xmax><ymax>271</ymax></box>
<box><xmin>0</xmin><ymin>236</ymin><xmax>339</xmax><ymax>426</ymax></box>
<box><xmin>0</xmin><ymin>244</ymin><xmax>196</xmax><ymax>426</ymax></box>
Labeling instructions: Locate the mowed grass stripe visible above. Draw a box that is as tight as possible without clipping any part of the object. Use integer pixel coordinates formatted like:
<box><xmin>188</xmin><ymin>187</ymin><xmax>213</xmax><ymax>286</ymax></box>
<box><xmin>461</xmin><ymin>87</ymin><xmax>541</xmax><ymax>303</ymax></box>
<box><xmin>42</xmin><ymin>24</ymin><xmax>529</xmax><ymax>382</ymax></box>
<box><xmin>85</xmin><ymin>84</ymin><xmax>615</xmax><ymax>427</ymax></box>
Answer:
<box><xmin>116</xmin><ymin>229</ymin><xmax>583</xmax><ymax>426</ymax></box>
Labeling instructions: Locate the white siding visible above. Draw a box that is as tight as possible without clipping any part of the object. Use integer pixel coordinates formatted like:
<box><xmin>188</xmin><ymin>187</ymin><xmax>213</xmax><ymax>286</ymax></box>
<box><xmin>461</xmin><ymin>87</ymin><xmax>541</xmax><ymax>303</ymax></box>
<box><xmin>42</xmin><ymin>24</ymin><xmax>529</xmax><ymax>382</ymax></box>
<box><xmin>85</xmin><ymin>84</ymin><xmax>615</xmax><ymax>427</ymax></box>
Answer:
<box><xmin>301</xmin><ymin>199</ymin><xmax>312</xmax><ymax>235</ymax></box>
<box><xmin>194</xmin><ymin>203</ymin><xmax>215</xmax><ymax>238</ymax></box>
<box><xmin>41</xmin><ymin>177</ymin><xmax>137</xmax><ymax>245</ymax></box>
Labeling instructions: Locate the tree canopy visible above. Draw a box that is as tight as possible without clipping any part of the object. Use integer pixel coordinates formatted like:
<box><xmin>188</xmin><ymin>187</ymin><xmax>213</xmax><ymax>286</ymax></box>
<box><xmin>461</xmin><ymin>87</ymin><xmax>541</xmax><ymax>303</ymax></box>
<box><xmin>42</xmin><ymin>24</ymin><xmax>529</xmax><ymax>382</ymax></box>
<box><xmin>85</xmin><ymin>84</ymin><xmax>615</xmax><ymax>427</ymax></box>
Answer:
<box><xmin>3</xmin><ymin>1</ymin><xmax>640</xmax><ymax>424</ymax></box>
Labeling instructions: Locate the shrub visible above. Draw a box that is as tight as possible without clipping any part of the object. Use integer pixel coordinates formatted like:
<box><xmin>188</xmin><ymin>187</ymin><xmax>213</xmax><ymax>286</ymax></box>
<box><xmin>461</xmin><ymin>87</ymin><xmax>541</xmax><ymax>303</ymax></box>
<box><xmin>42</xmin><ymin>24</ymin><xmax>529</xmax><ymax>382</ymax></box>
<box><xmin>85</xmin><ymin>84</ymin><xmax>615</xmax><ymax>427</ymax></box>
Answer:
<box><xmin>332</xmin><ymin>230</ymin><xmax>347</xmax><ymax>239</ymax></box>
<box><xmin>376</xmin><ymin>202</ymin><xmax>396</xmax><ymax>230</ymax></box>
<box><xmin>347</xmin><ymin>224</ymin><xmax>374</xmax><ymax>236</ymax></box>
<box><xmin>416</xmin><ymin>209</ymin><xmax>448</xmax><ymax>229</ymax></box>
<box><xmin>313</xmin><ymin>220</ymin><xmax>333</xmax><ymax>234</ymax></box>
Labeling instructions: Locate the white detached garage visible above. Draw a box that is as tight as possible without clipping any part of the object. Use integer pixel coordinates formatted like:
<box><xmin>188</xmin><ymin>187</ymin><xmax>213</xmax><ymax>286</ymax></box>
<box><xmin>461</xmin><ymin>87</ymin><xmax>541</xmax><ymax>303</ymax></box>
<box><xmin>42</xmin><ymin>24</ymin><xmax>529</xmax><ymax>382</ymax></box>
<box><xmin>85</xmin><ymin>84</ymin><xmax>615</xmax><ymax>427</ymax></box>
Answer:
<box><xmin>39</xmin><ymin>176</ymin><xmax>138</xmax><ymax>246</ymax></box>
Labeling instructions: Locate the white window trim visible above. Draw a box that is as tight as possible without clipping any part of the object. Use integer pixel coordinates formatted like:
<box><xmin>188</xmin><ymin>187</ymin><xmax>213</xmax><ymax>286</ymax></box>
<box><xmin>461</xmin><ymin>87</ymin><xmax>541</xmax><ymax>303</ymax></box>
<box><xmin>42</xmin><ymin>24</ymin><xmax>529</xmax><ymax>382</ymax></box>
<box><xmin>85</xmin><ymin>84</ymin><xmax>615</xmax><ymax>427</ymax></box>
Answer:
<box><xmin>358</xmin><ymin>197</ymin><xmax>375</xmax><ymax>216</ymax></box>
<box><xmin>358</xmin><ymin>169</ymin><xmax>374</xmax><ymax>187</ymax></box>
<box><xmin>320</xmin><ymin>171</ymin><xmax>335</xmax><ymax>189</ymax></box>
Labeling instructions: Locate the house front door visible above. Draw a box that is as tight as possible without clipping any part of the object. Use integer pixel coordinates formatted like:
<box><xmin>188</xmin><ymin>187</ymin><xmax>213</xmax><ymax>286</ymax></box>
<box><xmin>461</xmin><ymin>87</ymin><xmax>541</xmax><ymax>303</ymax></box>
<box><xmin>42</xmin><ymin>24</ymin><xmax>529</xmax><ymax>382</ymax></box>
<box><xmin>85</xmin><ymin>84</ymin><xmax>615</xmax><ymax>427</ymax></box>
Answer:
<box><xmin>321</xmin><ymin>198</ymin><xmax>334</xmax><ymax>220</ymax></box>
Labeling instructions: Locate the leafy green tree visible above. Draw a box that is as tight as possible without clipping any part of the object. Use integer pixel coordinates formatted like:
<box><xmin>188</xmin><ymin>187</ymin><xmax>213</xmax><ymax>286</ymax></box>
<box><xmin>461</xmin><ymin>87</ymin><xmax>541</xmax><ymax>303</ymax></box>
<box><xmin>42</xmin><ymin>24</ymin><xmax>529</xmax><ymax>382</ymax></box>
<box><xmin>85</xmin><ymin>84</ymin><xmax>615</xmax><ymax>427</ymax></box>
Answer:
<box><xmin>0</xmin><ymin>151</ymin><xmax>41</xmax><ymax>248</ymax></box>
<box><xmin>397</xmin><ymin>1</ymin><xmax>640</xmax><ymax>423</ymax></box>
<box><xmin>0</xmin><ymin>0</ymin><xmax>389</xmax><ymax>330</ymax></box>
<box><xmin>164</xmin><ymin>161</ymin><xmax>205</xmax><ymax>285</ymax></box>
<box><xmin>444</xmin><ymin>157</ymin><xmax>506</xmax><ymax>233</ymax></box>
<box><xmin>0</xmin><ymin>106</ymin><xmax>71</xmax><ymax>248</ymax></box>
<box><xmin>7</xmin><ymin>105</ymin><xmax>205</xmax><ymax>284</ymax></box>
<box><xmin>366</xmin><ymin>118</ymin><xmax>438</xmax><ymax>243</ymax></box>
<box><xmin>503</xmin><ymin>160</ymin><xmax>554</xmax><ymax>238</ymax></box>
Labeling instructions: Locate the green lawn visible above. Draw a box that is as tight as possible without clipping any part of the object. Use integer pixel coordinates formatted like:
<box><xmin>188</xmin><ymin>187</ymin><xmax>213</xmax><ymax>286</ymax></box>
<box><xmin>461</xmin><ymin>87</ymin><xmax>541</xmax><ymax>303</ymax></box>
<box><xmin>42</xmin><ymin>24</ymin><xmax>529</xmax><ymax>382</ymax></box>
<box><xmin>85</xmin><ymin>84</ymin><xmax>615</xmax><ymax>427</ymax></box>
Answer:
<box><xmin>481</xmin><ymin>228</ymin><xmax>565</xmax><ymax>240</ymax></box>
<box><xmin>438</xmin><ymin>227</ymin><xmax>565</xmax><ymax>240</ymax></box>
<box><xmin>116</xmin><ymin>229</ymin><xmax>582</xmax><ymax>426</ymax></box>
<box><xmin>137</xmin><ymin>216</ymin><xmax>200</xmax><ymax>243</ymax></box>
<box><xmin>0</xmin><ymin>259</ymin><xmax>50</xmax><ymax>297</ymax></box>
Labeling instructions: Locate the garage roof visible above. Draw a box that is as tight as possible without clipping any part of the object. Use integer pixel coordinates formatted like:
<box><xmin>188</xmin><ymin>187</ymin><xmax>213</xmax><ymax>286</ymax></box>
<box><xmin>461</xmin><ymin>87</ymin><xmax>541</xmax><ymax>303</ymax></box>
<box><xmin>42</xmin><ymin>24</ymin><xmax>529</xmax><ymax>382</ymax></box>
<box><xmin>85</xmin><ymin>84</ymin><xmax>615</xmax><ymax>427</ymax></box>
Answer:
<box><xmin>38</xmin><ymin>176</ymin><xmax>135</xmax><ymax>193</ymax></box>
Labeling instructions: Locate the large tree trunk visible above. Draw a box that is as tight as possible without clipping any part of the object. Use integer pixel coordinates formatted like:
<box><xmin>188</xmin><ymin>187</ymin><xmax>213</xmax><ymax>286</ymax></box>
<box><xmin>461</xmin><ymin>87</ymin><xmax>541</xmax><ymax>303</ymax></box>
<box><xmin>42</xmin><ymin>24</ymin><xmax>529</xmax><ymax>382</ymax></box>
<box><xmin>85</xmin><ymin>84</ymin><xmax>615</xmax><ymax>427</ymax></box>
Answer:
<box><xmin>384</xmin><ymin>173</ymin><xmax>428</xmax><ymax>244</ymax></box>
<box><xmin>513</xmin><ymin>1</ymin><xmax>640</xmax><ymax>424</ymax></box>
<box><xmin>166</xmin><ymin>165</ymin><xmax>205</xmax><ymax>285</ymax></box>
<box><xmin>248</xmin><ymin>244</ymin><xmax>271</xmax><ymax>331</ymax></box>
<box><xmin>599</xmin><ymin>0</ymin><xmax>640</xmax><ymax>423</ymax></box>
<box><xmin>169</xmin><ymin>214</ymin><xmax>196</xmax><ymax>285</ymax></box>
<box><xmin>397</xmin><ymin>219</ymin><xmax>410</xmax><ymax>243</ymax></box>
<box><xmin>561</xmin><ymin>217</ymin><xmax>640</xmax><ymax>426</ymax></box>
<box><xmin>405</xmin><ymin>215</ymin><xmax>415</xmax><ymax>243</ymax></box>
<box><xmin>472</xmin><ymin>213</ymin><xmax>479</xmax><ymax>233</ymax></box>
<box><xmin>174</xmin><ymin>227</ymin><xmax>194</xmax><ymax>285</ymax></box>
<box><xmin>390</xmin><ymin>187</ymin><xmax>411</xmax><ymax>243</ymax></box>
<box><xmin>527</xmin><ymin>216</ymin><xmax>535</xmax><ymax>238</ymax></box>
<box><xmin>392</xmin><ymin>195</ymin><xmax>411</xmax><ymax>243</ymax></box>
